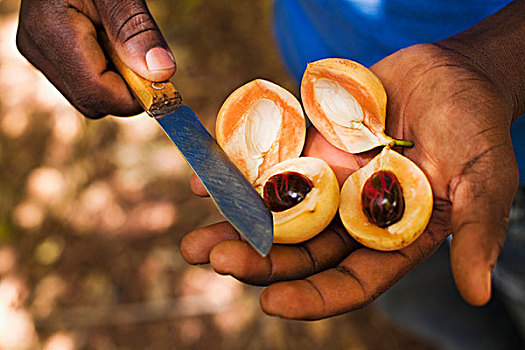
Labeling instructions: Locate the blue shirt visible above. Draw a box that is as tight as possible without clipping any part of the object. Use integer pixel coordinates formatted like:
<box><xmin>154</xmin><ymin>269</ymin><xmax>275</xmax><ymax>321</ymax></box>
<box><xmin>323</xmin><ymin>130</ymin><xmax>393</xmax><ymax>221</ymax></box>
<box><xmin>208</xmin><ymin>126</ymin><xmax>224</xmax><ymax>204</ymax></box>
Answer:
<box><xmin>272</xmin><ymin>0</ymin><xmax>525</xmax><ymax>182</ymax></box>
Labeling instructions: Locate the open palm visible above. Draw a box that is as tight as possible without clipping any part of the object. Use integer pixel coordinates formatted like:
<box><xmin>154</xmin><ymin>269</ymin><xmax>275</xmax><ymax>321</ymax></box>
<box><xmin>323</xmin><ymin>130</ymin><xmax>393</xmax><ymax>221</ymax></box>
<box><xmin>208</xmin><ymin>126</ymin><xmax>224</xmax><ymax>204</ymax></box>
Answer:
<box><xmin>181</xmin><ymin>43</ymin><xmax>518</xmax><ymax>320</ymax></box>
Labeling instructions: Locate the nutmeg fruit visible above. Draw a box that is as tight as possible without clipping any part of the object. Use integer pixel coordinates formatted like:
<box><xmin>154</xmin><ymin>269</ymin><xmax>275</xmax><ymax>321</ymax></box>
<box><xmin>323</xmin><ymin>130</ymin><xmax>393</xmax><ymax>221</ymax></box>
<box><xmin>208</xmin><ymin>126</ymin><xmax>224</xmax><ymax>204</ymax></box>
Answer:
<box><xmin>216</xmin><ymin>79</ymin><xmax>339</xmax><ymax>244</ymax></box>
<box><xmin>339</xmin><ymin>147</ymin><xmax>432</xmax><ymax>250</ymax></box>
<box><xmin>258</xmin><ymin>157</ymin><xmax>339</xmax><ymax>244</ymax></box>
<box><xmin>301</xmin><ymin>58</ymin><xmax>413</xmax><ymax>153</ymax></box>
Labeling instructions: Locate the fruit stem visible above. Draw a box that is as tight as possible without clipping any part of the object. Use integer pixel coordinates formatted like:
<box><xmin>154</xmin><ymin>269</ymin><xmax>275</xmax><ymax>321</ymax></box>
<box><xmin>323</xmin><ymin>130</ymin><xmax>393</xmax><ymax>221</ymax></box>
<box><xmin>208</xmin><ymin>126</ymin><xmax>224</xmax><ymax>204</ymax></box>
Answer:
<box><xmin>389</xmin><ymin>139</ymin><xmax>414</xmax><ymax>148</ymax></box>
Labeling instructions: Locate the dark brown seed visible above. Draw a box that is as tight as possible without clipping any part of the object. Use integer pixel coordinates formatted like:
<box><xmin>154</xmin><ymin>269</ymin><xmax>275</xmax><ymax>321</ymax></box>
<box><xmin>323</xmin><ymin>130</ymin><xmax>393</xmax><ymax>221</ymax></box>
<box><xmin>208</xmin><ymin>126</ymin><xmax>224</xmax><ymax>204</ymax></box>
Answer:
<box><xmin>263</xmin><ymin>172</ymin><xmax>314</xmax><ymax>212</ymax></box>
<box><xmin>361</xmin><ymin>170</ymin><xmax>405</xmax><ymax>227</ymax></box>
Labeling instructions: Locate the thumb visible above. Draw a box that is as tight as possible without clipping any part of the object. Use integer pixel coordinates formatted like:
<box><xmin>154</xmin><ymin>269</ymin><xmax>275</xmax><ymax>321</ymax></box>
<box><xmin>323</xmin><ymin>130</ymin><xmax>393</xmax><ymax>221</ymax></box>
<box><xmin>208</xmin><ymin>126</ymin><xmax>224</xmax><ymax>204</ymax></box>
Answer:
<box><xmin>94</xmin><ymin>0</ymin><xmax>176</xmax><ymax>82</ymax></box>
<box><xmin>449</xmin><ymin>143</ymin><xmax>518</xmax><ymax>306</ymax></box>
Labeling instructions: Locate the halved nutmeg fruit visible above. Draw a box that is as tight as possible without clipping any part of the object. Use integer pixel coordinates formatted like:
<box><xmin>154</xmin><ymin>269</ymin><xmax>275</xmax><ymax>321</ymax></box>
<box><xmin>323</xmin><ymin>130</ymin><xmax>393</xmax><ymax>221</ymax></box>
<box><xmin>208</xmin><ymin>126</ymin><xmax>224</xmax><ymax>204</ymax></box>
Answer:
<box><xmin>259</xmin><ymin>157</ymin><xmax>339</xmax><ymax>244</ymax></box>
<box><xmin>216</xmin><ymin>79</ymin><xmax>306</xmax><ymax>186</ymax></box>
<box><xmin>216</xmin><ymin>79</ymin><xmax>339</xmax><ymax>244</ymax></box>
<box><xmin>301</xmin><ymin>58</ymin><xmax>413</xmax><ymax>153</ymax></box>
<box><xmin>339</xmin><ymin>147</ymin><xmax>432</xmax><ymax>251</ymax></box>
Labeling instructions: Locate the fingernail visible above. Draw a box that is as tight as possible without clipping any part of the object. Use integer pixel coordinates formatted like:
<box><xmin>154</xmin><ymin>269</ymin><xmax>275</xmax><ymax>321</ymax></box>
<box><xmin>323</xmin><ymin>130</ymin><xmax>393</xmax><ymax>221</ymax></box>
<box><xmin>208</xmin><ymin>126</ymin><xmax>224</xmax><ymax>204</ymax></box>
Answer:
<box><xmin>145</xmin><ymin>47</ymin><xmax>175</xmax><ymax>71</ymax></box>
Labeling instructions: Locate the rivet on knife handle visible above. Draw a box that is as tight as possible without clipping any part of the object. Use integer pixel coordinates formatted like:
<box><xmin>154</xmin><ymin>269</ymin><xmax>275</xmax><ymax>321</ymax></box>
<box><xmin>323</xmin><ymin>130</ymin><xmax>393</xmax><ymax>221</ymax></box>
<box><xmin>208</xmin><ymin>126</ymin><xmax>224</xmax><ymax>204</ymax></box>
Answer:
<box><xmin>100</xmin><ymin>32</ymin><xmax>181</xmax><ymax>117</ymax></box>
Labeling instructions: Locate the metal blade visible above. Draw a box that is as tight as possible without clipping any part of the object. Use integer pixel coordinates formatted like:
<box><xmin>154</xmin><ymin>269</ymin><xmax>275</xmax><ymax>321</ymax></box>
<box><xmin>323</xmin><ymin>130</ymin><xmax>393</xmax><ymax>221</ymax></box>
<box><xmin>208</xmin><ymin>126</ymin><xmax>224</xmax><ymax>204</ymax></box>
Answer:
<box><xmin>156</xmin><ymin>105</ymin><xmax>273</xmax><ymax>256</ymax></box>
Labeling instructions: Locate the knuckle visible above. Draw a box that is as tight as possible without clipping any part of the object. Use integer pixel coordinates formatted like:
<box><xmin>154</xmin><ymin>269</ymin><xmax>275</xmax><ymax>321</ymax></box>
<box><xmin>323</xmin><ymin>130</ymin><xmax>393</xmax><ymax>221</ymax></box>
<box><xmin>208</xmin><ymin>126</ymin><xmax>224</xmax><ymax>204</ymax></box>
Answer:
<box><xmin>20</xmin><ymin>0</ymin><xmax>63</xmax><ymax>36</ymax></box>
<box><xmin>73</xmin><ymin>94</ymin><xmax>107</xmax><ymax>118</ymax></box>
<box><xmin>118</xmin><ymin>12</ymin><xmax>158</xmax><ymax>43</ymax></box>
<box><xmin>18</xmin><ymin>0</ymin><xmax>74</xmax><ymax>62</ymax></box>
<box><xmin>106</xmin><ymin>2</ymin><xmax>158</xmax><ymax>43</ymax></box>
<box><xmin>363</xmin><ymin>291</ymin><xmax>380</xmax><ymax>307</ymax></box>
<box><xmin>69</xmin><ymin>82</ymin><xmax>110</xmax><ymax>118</ymax></box>
<box><xmin>15</xmin><ymin>29</ymin><xmax>31</xmax><ymax>58</ymax></box>
<box><xmin>68</xmin><ymin>81</ymin><xmax>141</xmax><ymax>118</ymax></box>
<box><xmin>298</xmin><ymin>245</ymin><xmax>318</xmax><ymax>274</ymax></box>
<box><xmin>18</xmin><ymin>11</ymin><xmax>40</xmax><ymax>44</ymax></box>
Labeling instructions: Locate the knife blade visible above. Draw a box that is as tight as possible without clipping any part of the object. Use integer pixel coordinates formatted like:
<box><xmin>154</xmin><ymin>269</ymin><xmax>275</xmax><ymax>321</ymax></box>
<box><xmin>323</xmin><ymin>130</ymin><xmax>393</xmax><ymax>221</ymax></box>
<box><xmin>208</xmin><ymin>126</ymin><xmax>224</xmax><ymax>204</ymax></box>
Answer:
<box><xmin>102</xmin><ymin>36</ymin><xmax>273</xmax><ymax>256</ymax></box>
<box><xmin>156</xmin><ymin>105</ymin><xmax>274</xmax><ymax>256</ymax></box>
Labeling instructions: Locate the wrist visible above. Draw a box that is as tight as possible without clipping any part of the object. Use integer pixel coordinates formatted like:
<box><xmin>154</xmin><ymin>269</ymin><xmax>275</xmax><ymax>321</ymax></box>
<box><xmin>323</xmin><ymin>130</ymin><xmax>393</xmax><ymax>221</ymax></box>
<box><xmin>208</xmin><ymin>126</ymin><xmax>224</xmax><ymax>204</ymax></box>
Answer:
<box><xmin>436</xmin><ymin>0</ymin><xmax>525</xmax><ymax>120</ymax></box>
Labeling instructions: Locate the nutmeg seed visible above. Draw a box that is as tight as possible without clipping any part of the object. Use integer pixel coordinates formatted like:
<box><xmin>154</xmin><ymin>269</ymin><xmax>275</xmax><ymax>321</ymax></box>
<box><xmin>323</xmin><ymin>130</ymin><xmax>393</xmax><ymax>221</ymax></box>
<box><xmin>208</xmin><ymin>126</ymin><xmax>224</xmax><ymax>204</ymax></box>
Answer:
<box><xmin>361</xmin><ymin>170</ymin><xmax>405</xmax><ymax>228</ymax></box>
<box><xmin>263</xmin><ymin>172</ymin><xmax>314</xmax><ymax>212</ymax></box>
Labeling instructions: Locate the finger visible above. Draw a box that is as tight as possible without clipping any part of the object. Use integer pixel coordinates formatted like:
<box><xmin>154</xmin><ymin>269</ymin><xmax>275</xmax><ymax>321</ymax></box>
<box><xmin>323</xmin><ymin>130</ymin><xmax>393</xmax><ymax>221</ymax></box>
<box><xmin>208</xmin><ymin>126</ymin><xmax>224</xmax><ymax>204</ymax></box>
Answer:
<box><xmin>17</xmin><ymin>1</ymin><xmax>141</xmax><ymax>117</ymax></box>
<box><xmin>190</xmin><ymin>173</ymin><xmax>209</xmax><ymax>197</ymax></box>
<box><xmin>94</xmin><ymin>0</ymin><xmax>175</xmax><ymax>82</ymax></box>
<box><xmin>449</xmin><ymin>143</ymin><xmax>518</xmax><ymax>306</ymax></box>
<box><xmin>180</xmin><ymin>222</ymin><xmax>240</xmax><ymax>265</ymax></box>
<box><xmin>209</xmin><ymin>224</ymin><xmax>358</xmax><ymax>285</ymax></box>
<box><xmin>260</xmin><ymin>226</ymin><xmax>447</xmax><ymax>320</ymax></box>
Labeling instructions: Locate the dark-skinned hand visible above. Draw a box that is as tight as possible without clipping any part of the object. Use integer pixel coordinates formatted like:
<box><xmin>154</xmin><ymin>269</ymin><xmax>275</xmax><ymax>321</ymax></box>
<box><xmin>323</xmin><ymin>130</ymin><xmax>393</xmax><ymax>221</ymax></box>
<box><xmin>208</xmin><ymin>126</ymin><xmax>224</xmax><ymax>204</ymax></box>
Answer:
<box><xmin>17</xmin><ymin>0</ymin><xmax>175</xmax><ymax>118</ymax></box>
<box><xmin>182</xmin><ymin>42</ymin><xmax>519</xmax><ymax>320</ymax></box>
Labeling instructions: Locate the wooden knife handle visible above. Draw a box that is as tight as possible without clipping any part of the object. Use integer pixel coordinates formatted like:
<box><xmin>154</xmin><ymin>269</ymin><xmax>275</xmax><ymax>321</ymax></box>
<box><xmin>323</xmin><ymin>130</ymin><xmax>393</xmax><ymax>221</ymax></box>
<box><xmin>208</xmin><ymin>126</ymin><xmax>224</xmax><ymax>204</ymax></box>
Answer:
<box><xmin>99</xmin><ymin>32</ymin><xmax>181</xmax><ymax>117</ymax></box>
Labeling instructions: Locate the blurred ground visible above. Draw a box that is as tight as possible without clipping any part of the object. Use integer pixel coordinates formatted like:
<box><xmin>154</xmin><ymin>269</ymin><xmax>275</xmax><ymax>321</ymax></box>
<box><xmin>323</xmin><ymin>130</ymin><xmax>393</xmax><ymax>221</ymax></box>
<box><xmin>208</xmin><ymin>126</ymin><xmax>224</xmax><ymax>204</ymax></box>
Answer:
<box><xmin>0</xmin><ymin>0</ymin><xmax>437</xmax><ymax>349</ymax></box>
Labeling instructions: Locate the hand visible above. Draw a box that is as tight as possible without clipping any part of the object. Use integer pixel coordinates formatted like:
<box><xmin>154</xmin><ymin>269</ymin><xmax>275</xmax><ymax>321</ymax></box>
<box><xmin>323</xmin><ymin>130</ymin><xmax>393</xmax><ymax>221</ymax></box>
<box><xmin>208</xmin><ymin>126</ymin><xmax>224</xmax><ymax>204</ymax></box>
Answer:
<box><xmin>17</xmin><ymin>0</ymin><xmax>175</xmax><ymax>118</ymax></box>
<box><xmin>181</xmin><ymin>43</ymin><xmax>519</xmax><ymax>320</ymax></box>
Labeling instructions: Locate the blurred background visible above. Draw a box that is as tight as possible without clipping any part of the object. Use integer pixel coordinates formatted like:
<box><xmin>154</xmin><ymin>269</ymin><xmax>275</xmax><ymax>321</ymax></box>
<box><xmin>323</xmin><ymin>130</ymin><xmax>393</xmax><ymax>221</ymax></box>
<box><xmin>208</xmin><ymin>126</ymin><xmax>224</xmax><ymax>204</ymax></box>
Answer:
<box><xmin>0</xmin><ymin>0</ymin><xmax>436</xmax><ymax>349</ymax></box>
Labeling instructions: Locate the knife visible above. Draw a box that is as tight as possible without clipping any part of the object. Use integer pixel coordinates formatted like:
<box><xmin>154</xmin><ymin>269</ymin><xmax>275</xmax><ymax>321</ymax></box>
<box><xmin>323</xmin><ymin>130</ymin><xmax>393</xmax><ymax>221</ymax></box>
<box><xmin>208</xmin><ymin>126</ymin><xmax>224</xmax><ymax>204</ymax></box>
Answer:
<box><xmin>101</xmin><ymin>35</ymin><xmax>273</xmax><ymax>256</ymax></box>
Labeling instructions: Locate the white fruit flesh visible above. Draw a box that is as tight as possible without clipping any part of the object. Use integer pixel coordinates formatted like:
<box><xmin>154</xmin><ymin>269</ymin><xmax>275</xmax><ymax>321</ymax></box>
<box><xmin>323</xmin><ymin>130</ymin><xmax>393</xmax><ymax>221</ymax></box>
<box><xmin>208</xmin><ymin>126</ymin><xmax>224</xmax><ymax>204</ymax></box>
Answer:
<box><xmin>313</xmin><ymin>78</ymin><xmax>364</xmax><ymax>129</ymax></box>
<box><xmin>244</xmin><ymin>98</ymin><xmax>282</xmax><ymax>178</ymax></box>
<box><xmin>301</xmin><ymin>59</ymin><xmax>393</xmax><ymax>154</ymax></box>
